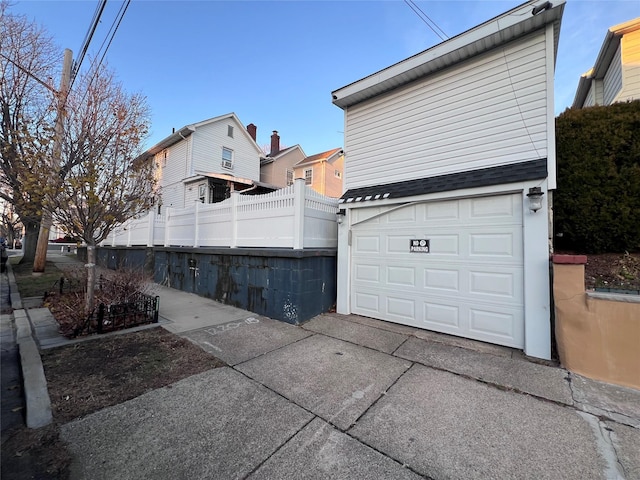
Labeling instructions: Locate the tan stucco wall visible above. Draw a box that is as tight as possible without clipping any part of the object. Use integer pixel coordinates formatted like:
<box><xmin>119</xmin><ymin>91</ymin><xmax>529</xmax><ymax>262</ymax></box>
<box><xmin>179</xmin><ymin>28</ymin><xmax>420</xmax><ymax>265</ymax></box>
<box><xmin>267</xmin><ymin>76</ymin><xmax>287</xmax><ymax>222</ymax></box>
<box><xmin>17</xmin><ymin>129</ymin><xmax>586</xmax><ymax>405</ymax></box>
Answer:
<box><xmin>553</xmin><ymin>262</ymin><xmax>640</xmax><ymax>389</ymax></box>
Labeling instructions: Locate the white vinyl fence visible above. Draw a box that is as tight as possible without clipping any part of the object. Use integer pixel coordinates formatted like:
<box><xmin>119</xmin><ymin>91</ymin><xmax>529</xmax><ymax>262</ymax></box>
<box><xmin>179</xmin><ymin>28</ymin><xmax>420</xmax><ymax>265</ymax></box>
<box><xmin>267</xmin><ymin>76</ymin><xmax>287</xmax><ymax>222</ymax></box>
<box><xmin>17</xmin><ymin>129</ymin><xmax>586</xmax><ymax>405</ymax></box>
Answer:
<box><xmin>105</xmin><ymin>179</ymin><xmax>339</xmax><ymax>249</ymax></box>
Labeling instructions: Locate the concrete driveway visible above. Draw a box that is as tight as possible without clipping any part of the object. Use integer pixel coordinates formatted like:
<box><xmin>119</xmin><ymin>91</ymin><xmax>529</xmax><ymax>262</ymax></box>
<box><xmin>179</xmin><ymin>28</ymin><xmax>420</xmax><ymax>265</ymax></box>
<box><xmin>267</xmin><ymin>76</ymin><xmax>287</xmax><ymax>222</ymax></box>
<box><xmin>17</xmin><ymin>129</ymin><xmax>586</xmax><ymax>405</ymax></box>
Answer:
<box><xmin>58</xmin><ymin>290</ymin><xmax>640</xmax><ymax>480</ymax></box>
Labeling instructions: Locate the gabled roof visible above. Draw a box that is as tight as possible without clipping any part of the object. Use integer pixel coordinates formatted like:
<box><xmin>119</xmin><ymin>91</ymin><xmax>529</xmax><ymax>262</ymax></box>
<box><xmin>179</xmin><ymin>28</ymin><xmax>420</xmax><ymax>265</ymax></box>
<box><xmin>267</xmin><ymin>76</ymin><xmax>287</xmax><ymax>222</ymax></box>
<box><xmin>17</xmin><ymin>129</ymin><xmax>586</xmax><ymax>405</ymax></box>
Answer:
<box><xmin>573</xmin><ymin>17</ymin><xmax>640</xmax><ymax>108</ymax></box>
<box><xmin>295</xmin><ymin>148</ymin><xmax>343</xmax><ymax>168</ymax></box>
<box><xmin>136</xmin><ymin>112</ymin><xmax>262</xmax><ymax>162</ymax></box>
<box><xmin>340</xmin><ymin>159</ymin><xmax>546</xmax><ymax>204</ymax></box>
<box><xmin>260</xmin><ymin>145</ymin><xmax>306</xmax><ymax>165</ymax></box>
<box><xmin>332</xmin><ymin>0</ymin><xmax>565</xmax><ymax>109</ymax></box>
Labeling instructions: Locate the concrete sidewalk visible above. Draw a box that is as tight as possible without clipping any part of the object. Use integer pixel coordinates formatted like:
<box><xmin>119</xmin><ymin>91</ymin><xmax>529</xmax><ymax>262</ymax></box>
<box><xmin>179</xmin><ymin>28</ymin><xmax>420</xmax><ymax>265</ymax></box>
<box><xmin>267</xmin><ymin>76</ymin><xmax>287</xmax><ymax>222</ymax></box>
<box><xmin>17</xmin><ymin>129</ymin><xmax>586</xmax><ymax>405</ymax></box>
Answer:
<box><xmin>26</xmin><ymin>253</ymin><xmax>640</xmax><ymax>479</ymax></box>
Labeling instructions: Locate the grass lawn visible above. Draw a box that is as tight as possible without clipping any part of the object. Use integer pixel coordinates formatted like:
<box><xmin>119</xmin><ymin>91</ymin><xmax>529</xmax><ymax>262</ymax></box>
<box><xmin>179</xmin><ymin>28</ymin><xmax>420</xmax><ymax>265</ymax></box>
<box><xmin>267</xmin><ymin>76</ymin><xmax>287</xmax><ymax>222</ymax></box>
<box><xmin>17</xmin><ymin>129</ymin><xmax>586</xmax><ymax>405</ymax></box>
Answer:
<box><xmin>9</xmin><ymin>257</ymin><xmax>65</xmax><ymax>298</ymax></box>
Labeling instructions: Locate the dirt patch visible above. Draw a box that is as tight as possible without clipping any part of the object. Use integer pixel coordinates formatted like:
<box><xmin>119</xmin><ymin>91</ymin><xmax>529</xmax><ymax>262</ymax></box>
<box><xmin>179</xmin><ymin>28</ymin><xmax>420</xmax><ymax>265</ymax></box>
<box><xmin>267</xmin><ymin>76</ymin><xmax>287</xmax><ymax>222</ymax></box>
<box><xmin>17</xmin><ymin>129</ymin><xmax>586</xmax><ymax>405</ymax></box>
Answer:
<box><xmin>2</xmin><ymin>327</ymin><xmax>225</xmax><ymax>479</ymax></box>
<box><xmin>42</xmin><ymin>327</ymin><xmax>226</xmax><ymax>423</ymax></box>
<box><xmin>582</xmin><ymin>252</ymin><xmax>640</xmax><ymax>291</ymax></box>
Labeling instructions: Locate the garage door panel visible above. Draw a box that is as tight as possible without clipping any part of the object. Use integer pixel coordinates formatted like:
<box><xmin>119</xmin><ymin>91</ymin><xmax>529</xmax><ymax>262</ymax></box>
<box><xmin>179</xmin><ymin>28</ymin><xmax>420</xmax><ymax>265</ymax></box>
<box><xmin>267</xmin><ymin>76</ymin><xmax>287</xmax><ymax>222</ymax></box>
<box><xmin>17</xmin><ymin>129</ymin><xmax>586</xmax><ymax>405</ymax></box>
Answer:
<box><xmin>469</xmin><ymin>271</ymin><xmax>516</xmax><ymax>298</ymax></box>
<box><xmin>353</xmin><ymin>291</ymin><xmax>380</xmax><ymax>314</ymax></box>
<box><xmin>386</xmin><ymin>296</ymin><xmax>416</xmax><ymax>320</ymax></box>
<box><xmin>387</xmin><ymin>235</ymin><xmax>412</xmax><ymax>253</ymax></box>
<box><xmin>425</xmin><ymin>200</ymin><xmax>460</xmax><ymax>221</ymax></box>
<box><xmin>424</xmin><ymin>268</ymin><xmax>459</xmax><ymax>291</ymax></box>
<box><xmin>469</xmin><ymin>233</ymin><xmax>516</xmax><ymax>257</ymax></box>
<box><xmin>354</xmin><ymin>263</ymin><xmax>380</xmax><ymax>282</ymax></box>
<box><xmin>469</xmin><ymin>194</ymin><xmax>519</xmax><ymax>219</ymax></box>
<box><xmin>387</xmin><ymin>205</ymin><xmax>416</xmax><ymax>222</ymax></box>
<box><xmin>350</xmin><ymin>194</ymin><xmax>524</xmax><ymax>348</ymax></box>
<box><xmin>423</xmin><ymin>302</ymin><xmax>460</xmax><ymax>328</ymax></box>
<box><xmin>469</xmin><ymin>307</ymin><xmax>523</xmax><ymax>344</ymax></box>
<box><xmin>387</xmin><ymin>266</ymin><xmax>416</xmax><ymax>286</ymax></box>
<box><xmin>354</xmin><ymin>235</ymin><xmax>380</xmax><ymax>253</ymax></box>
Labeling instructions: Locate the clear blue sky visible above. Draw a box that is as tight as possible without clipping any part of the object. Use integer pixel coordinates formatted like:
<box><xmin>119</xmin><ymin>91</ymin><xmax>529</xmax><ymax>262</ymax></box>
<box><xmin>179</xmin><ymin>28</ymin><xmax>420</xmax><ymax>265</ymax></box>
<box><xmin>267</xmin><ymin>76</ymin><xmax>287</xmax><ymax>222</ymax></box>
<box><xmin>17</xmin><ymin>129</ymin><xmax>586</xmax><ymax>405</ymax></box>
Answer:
<box><xmin>9</xmin><ymin>0</ymin><xmax>640</xmax><ymax>156</ymax></box>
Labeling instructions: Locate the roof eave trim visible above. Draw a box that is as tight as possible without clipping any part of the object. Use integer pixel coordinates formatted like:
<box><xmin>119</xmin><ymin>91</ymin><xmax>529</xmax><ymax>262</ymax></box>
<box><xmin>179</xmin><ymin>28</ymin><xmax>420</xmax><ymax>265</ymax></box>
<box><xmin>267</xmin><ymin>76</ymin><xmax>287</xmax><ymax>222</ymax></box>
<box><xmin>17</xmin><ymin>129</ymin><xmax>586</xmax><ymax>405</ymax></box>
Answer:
<box><xmin>332</xmin><ymin>0</ymin><xmax>565</xmax><ymax>109</ymax></box>
<box><xmin>135</xmin><ymin>126</ymin><xmax>195</xmax><ymax>162</ymax></box>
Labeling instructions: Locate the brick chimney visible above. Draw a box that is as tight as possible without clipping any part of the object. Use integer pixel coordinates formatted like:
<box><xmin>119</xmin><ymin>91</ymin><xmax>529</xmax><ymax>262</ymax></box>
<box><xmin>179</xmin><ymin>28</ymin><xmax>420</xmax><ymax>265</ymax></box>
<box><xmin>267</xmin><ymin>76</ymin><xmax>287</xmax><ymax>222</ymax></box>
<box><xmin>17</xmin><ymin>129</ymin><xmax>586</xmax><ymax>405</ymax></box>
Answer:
<box><xmin>246</xmin><ymin>123</ymin><xmax>257</xmax><ymax>141</ymax></box>
<box><xmin>270</xmin><ymin>130</ymin><xmax>280</xmax><ymax>155</ymax></box>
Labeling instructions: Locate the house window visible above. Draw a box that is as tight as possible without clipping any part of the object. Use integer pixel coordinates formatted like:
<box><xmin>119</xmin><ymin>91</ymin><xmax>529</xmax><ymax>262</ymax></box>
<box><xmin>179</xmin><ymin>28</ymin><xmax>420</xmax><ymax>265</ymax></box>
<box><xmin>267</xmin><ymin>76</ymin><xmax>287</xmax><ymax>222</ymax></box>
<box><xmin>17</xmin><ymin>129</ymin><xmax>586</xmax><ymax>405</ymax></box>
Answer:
<box><xmin>162</xmin><ymin>150</ymin><xmax>167</xmax><ymax>167</ymax></box>
<box><xmin>222</xmin><ymin>147</ymin><xmax>233</xmax><ymax>169</ymax></box>
<box><xmin>304</xmin><ymin>169</ymin><xmax>313</xmax><ymax>185</ymax></box>
<box><xmin>227</xmin><ymin>125</ymin><xmax>234</xmax><ymax>138</ymax></box>
<box><xmin>334</xmin><ymin>169</ymin><xmax>342</xmax><ymax>179</ymax></box>
<box><xmin>286</xmin><ymin>169</ymin><xmax>294</xmax><ymax>186</ymax></box>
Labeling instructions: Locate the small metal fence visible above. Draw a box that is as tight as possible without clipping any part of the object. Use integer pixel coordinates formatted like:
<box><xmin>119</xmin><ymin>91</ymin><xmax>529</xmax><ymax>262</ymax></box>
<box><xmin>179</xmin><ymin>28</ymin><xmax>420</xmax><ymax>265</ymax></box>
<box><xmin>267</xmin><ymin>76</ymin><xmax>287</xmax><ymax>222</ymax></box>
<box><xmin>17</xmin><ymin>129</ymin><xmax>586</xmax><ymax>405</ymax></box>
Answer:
<box><xmin>47</xmin><ymin>276</ymin><xmax>159</xmax><ymax>337</ymax></box>
<box><xmin>95</xmin><ymin>293</ymin><xmax>159</xmax><ymax>334</ymax></box>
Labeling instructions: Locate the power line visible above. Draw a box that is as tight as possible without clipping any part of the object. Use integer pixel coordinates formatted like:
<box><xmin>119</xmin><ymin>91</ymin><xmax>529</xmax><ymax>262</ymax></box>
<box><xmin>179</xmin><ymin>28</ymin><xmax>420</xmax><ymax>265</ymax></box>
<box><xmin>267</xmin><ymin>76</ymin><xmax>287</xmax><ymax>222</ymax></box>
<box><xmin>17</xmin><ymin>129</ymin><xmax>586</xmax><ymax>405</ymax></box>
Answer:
<box><xmin>77</xmin><ymin>0</ymin><xmax>131</xmax><ymax>106</ymax></box>
<box><xmin>92</xmin><ymin>0</ymin><xmax>130</xmax><ymax>78</ymax></box>
<box><xmin>403</xmin><ymin>0</ymin><xmax>448</xmax><ymax>42</ymax></box>
<box><xmin>71</xmin><ymin>0</ymin><xmax>108</xmax><ymax>89</ymax></box>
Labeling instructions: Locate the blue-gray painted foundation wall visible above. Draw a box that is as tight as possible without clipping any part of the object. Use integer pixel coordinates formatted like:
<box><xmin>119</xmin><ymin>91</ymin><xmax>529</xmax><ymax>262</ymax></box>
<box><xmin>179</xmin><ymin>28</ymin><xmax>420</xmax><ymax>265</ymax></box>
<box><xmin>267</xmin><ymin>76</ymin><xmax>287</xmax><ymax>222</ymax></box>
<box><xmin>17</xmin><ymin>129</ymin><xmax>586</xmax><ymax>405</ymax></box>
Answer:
<box><xmin>82</xmin><ymin>246</ymin><xmax>337</xmax><ymax>325</ymax></box>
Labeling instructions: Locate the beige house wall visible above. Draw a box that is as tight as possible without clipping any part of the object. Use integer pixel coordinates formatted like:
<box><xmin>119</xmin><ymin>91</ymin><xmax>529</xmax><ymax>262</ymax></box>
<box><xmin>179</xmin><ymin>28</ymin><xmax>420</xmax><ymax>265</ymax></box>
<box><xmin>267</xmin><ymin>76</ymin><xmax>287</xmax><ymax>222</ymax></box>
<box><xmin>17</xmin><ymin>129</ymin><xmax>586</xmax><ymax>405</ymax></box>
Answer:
<box><xmin>553</xmin><ymin>256</ymin><xmax>640</xmax><ymax>389</ymax></box>
<box><xmin>260</xmin><ymin>149</ymin><xmax>306</xmax><ymax>188</ymax></box>
<box><xmin>294</xmin><ymin>154</ymin><xmax>344</xmax><ymax>198</ymax></box>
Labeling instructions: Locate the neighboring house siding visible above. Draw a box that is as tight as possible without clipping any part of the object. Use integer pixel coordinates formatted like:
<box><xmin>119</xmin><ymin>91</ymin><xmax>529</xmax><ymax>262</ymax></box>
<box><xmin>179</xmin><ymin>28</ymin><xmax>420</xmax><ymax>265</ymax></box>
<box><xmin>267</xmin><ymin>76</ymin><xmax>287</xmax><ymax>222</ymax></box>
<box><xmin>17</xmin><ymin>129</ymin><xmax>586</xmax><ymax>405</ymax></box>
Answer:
<box><xmin>343</xmin><ymin>30</ymin><xmax>548</xmax><ymax>190</ymax></box>
<box><xmin>603</xmin><ymin>44</ymin><xmax>623</xmax><ymax>105</ymax></box>
<box><xmin>191</xmin><ymin>121</ymin><xmax>260</xmax><ymax>181</ymax></box>
<box><xmin>584</xmin><ymin>83</ymin><xmax>595</xmax><ymax>107</ymax></box>
<box><xmin>261</xmin><ymin>149</ymin><xmax>306</xmax><ymax>187</ymax></box>
<box><xmin>159</xmin><ymin>140</ymin><xmax>190</xmax><ymax>208</ymax></box>
<box><xmin>184</xmin><ymin>181</ymin><xmax>206</xmax><ymax>205</ymax></box>
<box><xmin>594</xmin><ymin>80</ymin><xmax>604</xmax><ymax>105</ymax></box>
<box><xmin>620</xmin><ymin>29</ymin><xmax>640</xmax><ymax>101</ymax></box>
<box><xmin>325</xmin><ymin>156</ymin><xmax>344</xmax><ymax>198</ymax></box>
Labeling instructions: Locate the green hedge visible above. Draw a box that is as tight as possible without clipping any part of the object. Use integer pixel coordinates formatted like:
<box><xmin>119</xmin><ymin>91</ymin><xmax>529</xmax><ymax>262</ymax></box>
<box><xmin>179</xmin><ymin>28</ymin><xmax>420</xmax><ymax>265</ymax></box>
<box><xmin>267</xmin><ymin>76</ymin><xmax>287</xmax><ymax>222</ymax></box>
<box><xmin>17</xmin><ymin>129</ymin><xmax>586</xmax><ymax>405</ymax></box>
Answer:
<box><xmin>554</xmin><ymin>101</ymin><xmax>640</xmax><ymax>253</ymax></box>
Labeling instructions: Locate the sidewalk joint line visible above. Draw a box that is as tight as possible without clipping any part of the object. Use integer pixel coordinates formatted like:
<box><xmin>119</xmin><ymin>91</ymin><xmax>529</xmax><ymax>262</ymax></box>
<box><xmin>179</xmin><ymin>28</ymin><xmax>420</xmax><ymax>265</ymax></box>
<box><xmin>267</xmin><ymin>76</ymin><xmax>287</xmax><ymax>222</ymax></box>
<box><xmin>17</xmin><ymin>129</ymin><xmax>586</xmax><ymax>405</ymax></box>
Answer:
<box><xmin>241</xmin><ymin>415</ymin><xmax>316</xmax><ymax>479</ymax></box>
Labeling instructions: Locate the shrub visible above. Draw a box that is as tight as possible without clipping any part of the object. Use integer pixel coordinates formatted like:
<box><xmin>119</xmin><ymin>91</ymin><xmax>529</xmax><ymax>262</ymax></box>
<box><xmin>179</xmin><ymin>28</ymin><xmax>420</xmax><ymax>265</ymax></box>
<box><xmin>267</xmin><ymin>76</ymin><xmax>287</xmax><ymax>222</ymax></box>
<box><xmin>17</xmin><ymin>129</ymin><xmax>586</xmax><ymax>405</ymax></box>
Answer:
<box><xmin>554</xmin><ymin>100</ymin><xmax>640</xmax><ymax>253</ymax></box>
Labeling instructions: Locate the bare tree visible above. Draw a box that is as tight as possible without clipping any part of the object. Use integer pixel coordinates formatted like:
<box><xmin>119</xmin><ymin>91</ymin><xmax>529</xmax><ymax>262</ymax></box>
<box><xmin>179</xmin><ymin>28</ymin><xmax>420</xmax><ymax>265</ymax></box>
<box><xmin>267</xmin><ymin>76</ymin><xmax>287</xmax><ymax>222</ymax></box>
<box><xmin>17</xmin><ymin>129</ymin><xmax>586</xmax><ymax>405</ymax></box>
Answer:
<box><xmin>0</xmin><ymin>190</ymin><xmax>22</xmax><ymax>247</ymax></box>
<box><xmin>0</xmin><ymin>2</ymin><xmax>59</xmax><ymax>262</ymax></box>
<box><xmin>47</xmin><ymin>62</ymin><xmax>157</xmax><ymax>314</ymax></box>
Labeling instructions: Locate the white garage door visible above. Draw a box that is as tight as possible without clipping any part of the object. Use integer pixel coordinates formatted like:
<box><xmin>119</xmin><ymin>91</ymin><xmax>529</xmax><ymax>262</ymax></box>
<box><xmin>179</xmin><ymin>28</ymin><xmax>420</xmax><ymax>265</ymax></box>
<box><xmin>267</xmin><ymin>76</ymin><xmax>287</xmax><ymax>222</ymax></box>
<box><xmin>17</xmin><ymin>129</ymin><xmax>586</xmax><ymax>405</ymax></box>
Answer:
<box><xmin>350</xmin><ymin>194</ymin><xmax>524</xmax><ymax>348</ymax></box>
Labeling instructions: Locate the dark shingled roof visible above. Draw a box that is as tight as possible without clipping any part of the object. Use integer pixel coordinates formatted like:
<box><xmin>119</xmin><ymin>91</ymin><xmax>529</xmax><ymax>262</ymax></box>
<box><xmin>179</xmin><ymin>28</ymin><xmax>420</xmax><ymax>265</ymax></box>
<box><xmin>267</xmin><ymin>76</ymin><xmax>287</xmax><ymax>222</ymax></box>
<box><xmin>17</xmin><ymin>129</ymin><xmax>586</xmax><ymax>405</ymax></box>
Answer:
<box><xmin>340</xmin><ymin>159</ymin><xmax>547</xmax><ymax>203</ymax></box>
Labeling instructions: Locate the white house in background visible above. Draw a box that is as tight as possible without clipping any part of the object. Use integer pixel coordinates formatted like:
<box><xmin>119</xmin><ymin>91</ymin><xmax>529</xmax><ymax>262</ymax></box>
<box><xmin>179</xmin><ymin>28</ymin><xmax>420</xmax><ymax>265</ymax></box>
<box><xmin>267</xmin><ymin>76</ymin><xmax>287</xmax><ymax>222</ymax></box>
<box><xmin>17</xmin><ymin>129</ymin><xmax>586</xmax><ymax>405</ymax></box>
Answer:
<box><xmin>573</xmin><ymin>17</ymin><xmax>640</xmax><ymax>108</ymax></box>
<box><xmin>332</xmin><ymin>0</ymin><xmax>565</xmax><ymax>360</ymax></box>
<box><xmin>136</xmin><ymin>113</ymin><xmax>269</xmax><ymax>210</ymax></box>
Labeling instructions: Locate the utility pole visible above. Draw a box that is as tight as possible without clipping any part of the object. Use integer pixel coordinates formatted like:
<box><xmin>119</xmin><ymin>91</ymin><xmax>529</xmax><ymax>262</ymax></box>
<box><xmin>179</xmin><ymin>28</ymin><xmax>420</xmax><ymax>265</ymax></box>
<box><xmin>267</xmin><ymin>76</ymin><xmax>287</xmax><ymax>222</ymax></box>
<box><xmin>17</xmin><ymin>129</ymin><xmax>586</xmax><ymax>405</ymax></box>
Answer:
<box><xmin>33</xmin><ymin>49</ymin><xmax>73</xmax><ymax>273</ymax></box>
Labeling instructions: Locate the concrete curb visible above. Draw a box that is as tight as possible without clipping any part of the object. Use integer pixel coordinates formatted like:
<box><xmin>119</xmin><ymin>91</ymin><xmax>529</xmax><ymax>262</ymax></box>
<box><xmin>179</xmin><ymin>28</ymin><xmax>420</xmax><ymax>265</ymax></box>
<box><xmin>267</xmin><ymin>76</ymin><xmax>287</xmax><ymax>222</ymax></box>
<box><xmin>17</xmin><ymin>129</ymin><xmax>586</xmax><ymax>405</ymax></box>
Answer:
<box><xmin>8</xmin><ymin>261</ymin><xmax>53</xmax><ymax>429</ymax></box>
<box><xmin>6</xmin><ymin>260</ymin><xmax>22</xmax><ymax>309</ymax></box>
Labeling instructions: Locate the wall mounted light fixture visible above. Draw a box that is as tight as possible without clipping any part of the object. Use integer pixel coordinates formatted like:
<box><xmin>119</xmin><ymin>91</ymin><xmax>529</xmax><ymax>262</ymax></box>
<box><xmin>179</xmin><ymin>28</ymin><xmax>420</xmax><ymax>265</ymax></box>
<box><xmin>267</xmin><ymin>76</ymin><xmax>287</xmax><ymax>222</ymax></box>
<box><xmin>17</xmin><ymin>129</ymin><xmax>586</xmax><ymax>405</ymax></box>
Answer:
<box><xmin>527</xmin><ymin>186</ymin><xmax>544</xmax><ymax>213</ymax></box>
<box><xmin>336</xmin><ymin>209</ymin><xmax>346</xmax><ymax>224</ymax></box>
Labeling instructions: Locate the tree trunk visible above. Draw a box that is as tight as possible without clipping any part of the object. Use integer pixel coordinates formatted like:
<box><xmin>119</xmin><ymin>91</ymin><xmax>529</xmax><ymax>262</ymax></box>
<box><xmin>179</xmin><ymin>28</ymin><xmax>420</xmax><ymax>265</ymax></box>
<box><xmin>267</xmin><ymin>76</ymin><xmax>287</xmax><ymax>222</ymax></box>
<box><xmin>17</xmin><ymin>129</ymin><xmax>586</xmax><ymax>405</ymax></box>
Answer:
<box><xmin>20</xmin><ymin>219</ymin><xmax>40</xmax><ymax>264</ymax></box>
<box><xmin>85</xmin><ymin>245</ymin><xmax>96</xmax><ymax>315</ymax></box>
<box><xmin>32</xmin><ymin>212</ymin><xmax>52</xmax><ymax>272</ymax></box>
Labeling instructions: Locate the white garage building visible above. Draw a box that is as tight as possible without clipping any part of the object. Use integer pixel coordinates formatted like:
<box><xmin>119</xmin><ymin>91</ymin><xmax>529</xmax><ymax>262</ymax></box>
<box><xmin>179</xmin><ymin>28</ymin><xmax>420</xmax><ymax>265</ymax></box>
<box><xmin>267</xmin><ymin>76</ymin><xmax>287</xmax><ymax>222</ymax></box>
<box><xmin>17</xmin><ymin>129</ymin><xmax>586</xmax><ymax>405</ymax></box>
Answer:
<box><xmin>332</xmin><ymin>0</ymin><xmax>566</xmax><ymax>360</ymax></box>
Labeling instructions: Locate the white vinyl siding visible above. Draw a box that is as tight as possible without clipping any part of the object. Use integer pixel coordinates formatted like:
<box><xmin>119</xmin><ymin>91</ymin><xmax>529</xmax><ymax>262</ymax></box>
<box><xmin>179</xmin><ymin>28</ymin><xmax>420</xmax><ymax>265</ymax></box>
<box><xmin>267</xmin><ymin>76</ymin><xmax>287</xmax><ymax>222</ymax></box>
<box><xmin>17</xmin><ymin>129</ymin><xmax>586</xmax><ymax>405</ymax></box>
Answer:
<box><xmin>603</xmin><ymin>44</ymin><xmax>622</xmax><ymax>105</ymax></box>
<box><xmin>190</xmin><ymin>120</ymin><xmax>260</xmax><ymax>181</ymax></box>
<box><xmin>157</xmin><ymin>140</ymin><xmax>189</xmax><ymax>208</ymax></box>
<box><xmin>183</xmin><ymin>182</ymin><xmax>204</xmax><ymax>205</ymax></box>
<box><xmin>343</xmin><ymin>30</ymin><xmax>549</xmax><ymax>190</ymax></box>
<box><xmin>583</xmin><ymin>83</ymin><xmax>595</xmax><ymax>107</ymax></box>
<box><xmin>620</xmin><ymin>29</ymin><xmax>640</xmax><ymax>102</ymax></box>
